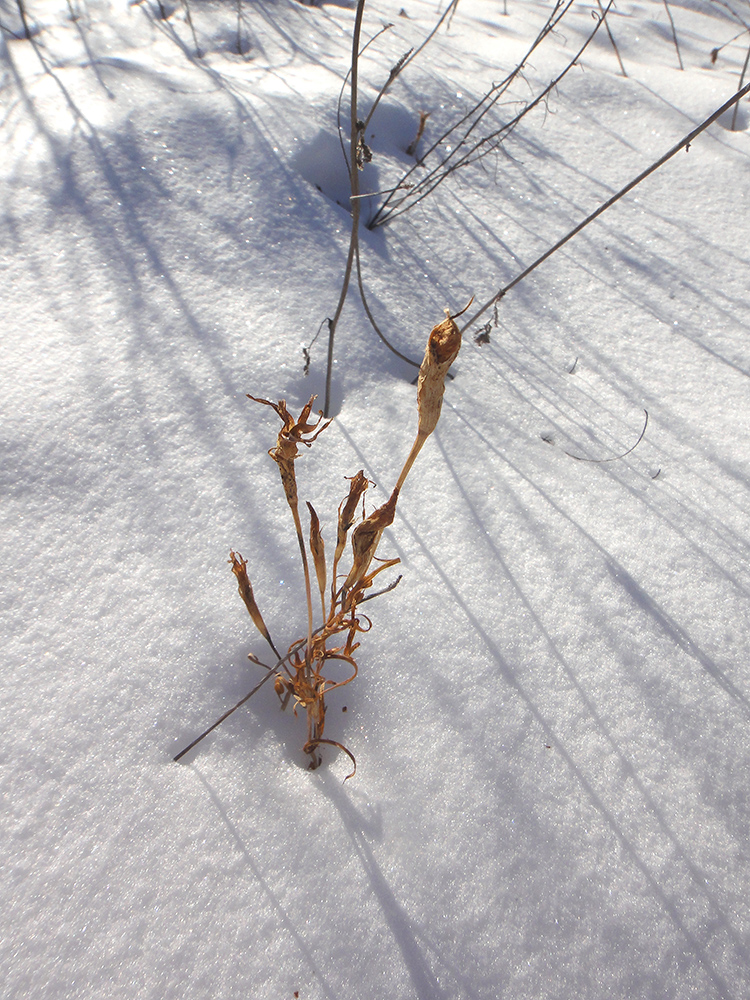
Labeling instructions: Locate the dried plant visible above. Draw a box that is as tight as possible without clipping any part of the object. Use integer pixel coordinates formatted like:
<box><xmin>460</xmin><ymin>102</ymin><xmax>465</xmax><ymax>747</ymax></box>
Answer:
<box><xmin>174</xmin><ymin>308</ymin><xmax>464</xmax><ymax>777</ymax></box>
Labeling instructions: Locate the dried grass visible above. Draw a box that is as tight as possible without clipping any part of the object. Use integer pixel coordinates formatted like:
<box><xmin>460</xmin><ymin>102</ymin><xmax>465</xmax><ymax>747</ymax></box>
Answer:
<box><xmin>177</xmin><ymin>309</ymin><xmax>463</xmax><ymax>778</ymax></box>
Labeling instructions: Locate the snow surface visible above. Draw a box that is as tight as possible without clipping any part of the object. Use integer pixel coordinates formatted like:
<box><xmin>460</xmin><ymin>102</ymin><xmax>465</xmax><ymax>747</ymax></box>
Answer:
<box><xmin>3</xmin><ymin>0</ymin><xmax>750</xmax><ymax>997</ymax></box>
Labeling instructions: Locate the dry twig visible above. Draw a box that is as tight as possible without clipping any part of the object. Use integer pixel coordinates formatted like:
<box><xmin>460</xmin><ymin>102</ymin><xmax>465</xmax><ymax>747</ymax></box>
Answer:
<box><xmin>459</xmin><ymin>80</ymin><xmax>750</xmax><ymax>337</ymax></box>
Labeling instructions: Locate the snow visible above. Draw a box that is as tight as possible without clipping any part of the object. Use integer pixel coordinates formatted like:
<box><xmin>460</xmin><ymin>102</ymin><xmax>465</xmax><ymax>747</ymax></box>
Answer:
<box><xmin>2</xmin><ymin>0</ymin><xmax>750</xmax><ymax>996</ymax></box>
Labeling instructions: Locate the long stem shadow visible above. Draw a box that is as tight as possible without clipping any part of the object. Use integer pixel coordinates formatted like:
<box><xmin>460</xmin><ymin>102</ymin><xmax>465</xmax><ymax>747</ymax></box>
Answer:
<box><xmin>190</xmin><ymin>765</ymin><xmax>340</xmax><ymax>1000</ymax></box>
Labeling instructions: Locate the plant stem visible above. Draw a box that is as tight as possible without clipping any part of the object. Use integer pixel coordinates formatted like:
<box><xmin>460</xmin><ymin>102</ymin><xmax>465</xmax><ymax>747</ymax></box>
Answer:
<box><xmin>289</xmin><ymin>501</ymin><xmax>314</xmax><ymax>664</ymax></box>
<box><xmin>663</xmin><ymin>0</ymin><xmax>683</xmax><ymax>70</ymax></box>
<box><xmin>597</xmin><ymin>0</ymin><xmax>627</xmax><ymax>77</ymax></box>
<box><xmin>355</xmin><ymin>243</ymin><xmax>420</xmax><ymax>369</ymax></box>
<box><xmin>460</xmin><ymin>79</ymin><xmax>750</xmax><ymax>335</ymax></box>
<box><xmin>372</xmin><ymin>0</ymin><xmax>611</xmax><ymax>228</ymax></box>
<box><xmin>368</xmin><ymin>0</ymin><xmax>578</xmax><ymax>228</ymax></box>
<box><xmin>324</xmin><ymin>0</ymin><xmax>366</xmax><ymax>418</ymax></box>
<box><xmin>731</xmin><ymin>41</ymin><xmax>750</xmax><ymax>129</ymax></box>
<box><xmin>173</xmin><ymin>668</ymin><xmax>276</xmax><ymax>762</ymax></box>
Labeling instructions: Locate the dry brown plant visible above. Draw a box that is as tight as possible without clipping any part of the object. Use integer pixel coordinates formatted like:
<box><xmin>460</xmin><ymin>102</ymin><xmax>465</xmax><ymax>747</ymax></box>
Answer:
<box><xmin>174</xmin><ymin>308</ymin><xmax>464</xmax><ymax>777</ymax></box>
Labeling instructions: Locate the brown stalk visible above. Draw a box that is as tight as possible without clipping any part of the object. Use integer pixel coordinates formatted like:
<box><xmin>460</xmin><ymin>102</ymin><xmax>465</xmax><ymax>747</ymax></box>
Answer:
<box><xmin>406</xmin><ymin>111</ymin><xmax>430</xmax><ymax>157</ymax></box>
<box><xmin>247</xmin><ymin>394</ymin><xmax>331</xmax><ymax>659</ymax></box>
<box><xmin>459</xmin><ymin>80</ymin><xmax>750</xmax><ymax>337</ymax></box>
<box><xmin>175</xmin><ymin>311</ymin><xmax>462</xmax><ymax>775</ymax></box>
<box><xmin>395</xmin><ymin>307</ymin><xmax>463</xmax><ymax>492</ymax></box>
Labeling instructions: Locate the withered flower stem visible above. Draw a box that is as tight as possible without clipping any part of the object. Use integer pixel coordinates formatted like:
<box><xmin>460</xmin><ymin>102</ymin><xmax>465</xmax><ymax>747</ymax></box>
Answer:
<box><xmin>177</xmin><ymin>309</ymin><xmax>463</xmax><ymax>776</ymax></box>
<box><xmin>395</xmin><ymin>307</ymin><xmax>462</xmax><ymax>493</ymax></box>
<box><xmin>290</xmin><ymin>503</ymin><xmax>315</xmax><ymax>663</ymax></box>
<box><xmin>247</xmin><ymin>394</ymin><xmax>331</xmax><ymax>664</ymax></box>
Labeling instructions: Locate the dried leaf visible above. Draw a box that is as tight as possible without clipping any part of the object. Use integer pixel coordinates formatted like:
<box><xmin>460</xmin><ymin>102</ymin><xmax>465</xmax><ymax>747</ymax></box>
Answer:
<box><xmin>247</xmin><ymin>394</ymin><xmax>331</xmax><ymax>508</ymax></box>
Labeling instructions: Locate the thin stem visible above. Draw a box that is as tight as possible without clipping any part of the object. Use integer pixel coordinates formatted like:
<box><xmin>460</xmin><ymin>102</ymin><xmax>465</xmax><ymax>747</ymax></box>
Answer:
<box><xmin>289</xmin><ymin>502</ymin><xmax>314</xmax><ymax>665</ymax></box>
<box><xmin>336</xmin><ymin>22</ymin><xmax>393</xmax><ymax>177</ymax></box>
<box><xmin>324</xmin><ymin>0</ymin><xmax>366</xmax><ymax>418</ymax></box>
<box><xmin>731</xmin><ymin>41</ymin><xmax>750</xmax><ymax>129</ymax></box>
<box><xmin>394</xmin><ymin>434</ymin><xmax>427</xmax><ymax>493</ymax></box>
<box><xmin>563</xmin><ymin>410</ymin><xmax>648</xmax><ymax>462</ymax></box>
<box><xmin>374</xmin><ymin>0</ymin><xmax>610</xmax><ymax>227</ymax></box>
<box><xmin>172</xmin><ymin>612</ymin><xmax>341</xmax><ymax>763</ymax></box>
<box><xmin>663</xmin><ymin>0</ymin><xmax>683</xmax><ymax>70</ymax></box>
<box><xmin>459</xmin><ymin>79</ymin><xmax>750</xmax><ymax>335</ymax></box>
<box><xmin>361</xmin><ymin>47</ymin><xmax>413</xmax><ymax>135</ymax></box>
<box><xmin>355</xmin><ymin>243</ymin><xmax>421</xmax><ymax>369</ymax></box>
<box><xmin>368</xmin><ymin>0</ymin><xmax>576</xmax><ymax>227</ymax></box>
<box><xmin>597</xmin><ymin>0</ymin><xmax>627</xmax><ymax>77</ymax></box>
<box><xmin>360</xmin><ymin>0</ymin><xmax>461</xmax><ymax>136</ymax></box>
<box><xmin>173</xmin><ymin>668</ymin><xmax>276</xmax><ymax>762</ymax></box>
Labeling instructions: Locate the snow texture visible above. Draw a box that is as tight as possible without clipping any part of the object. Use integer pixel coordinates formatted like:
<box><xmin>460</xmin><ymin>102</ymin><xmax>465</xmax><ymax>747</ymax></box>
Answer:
<box><xmin>2</xmin><ymin>0</ymin><xmax>750</xmax><ymax>997</ymax></box>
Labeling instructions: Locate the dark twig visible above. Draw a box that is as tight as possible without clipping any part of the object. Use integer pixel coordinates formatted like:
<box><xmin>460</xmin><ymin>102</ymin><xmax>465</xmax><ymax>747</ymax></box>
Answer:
<box><xmin>324</xmin><ymin>0</ymin><xmax>367</xmax><ymax>417</ymax></box>
<box><xmin>361</xmin><ymin>46</ymin><xmax>413</xmax><ymax>135</ymax></box>
<box><xmin>355</xmin><ymin>243</ymin><xmax>421</xmax><ymax>369</ymax></box>
<box><xmin>337</xmin><ymin>0</ymin><xmax>461</xmax><ymax>180</ymax></box>
<box><xmin>368</xmin><ymin>0</ymin><xmax>578</xmax><ymax>227</ymax></box>
<box><xmin>459</xmin><ymin>79</ymin><xmax>750</xmax><ymax>335</ymax></box>
<box><xmin>597</xmin><ymin>0</ymin><xmax>627</xmax><ymax>77</ymax></box>
<box><xmin>336</xmin><ymin>22</ymin><xmax>394</xmax><ymax>176</ymax></box>
<box><xmin>173</xmin><ymin>668</ymin><xmax>276</xmax><ymax>762</ymax></box>
<box><xmin>663</xmin><ymin>0</ymin><xmax>684</xmax><ymax>70</ymax></box>
<box><xmin>173</xmin><ymin>607</ymin><xmax>341</xmax><ymax>763</ymax></box>
<box><xmin>372</xmin><ymin>0</ymin><xmax>610</xmax><ymax>227</ymax></box>
<box><xmin>359</xmin><ymin>574</ymin><xmax>403</xmax><ymax>603</ymax></box>
<box><xmin>731</xmin><ymin>40</ymin><xmax>750</xmax><ymax>129</ymax></box>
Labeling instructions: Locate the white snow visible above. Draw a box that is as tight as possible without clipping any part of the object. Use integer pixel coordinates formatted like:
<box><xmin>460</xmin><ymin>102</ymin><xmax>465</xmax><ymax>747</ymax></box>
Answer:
<box><xmin>3</xmin><ymin>0</ymin><xmax>750</xmax><ymax>997</ymax></box>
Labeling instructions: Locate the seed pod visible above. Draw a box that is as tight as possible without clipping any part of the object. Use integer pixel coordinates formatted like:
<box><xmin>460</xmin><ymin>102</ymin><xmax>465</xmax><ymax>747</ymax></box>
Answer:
<box><xmin>229</xmin><ymin>551</ymin><xmax>280</xmax><ymax>660</ymax></box>
<box><xmin>306</xmin><ymin>501</ymin><xmax>327</xmax><ymax>612</ymax></box>
<box><xmin>394</xmin><ymin>308</ymin><xmax>462</xmax><ymax>493</ymax></box>
<box><xmin>342</xmin><ymin>488</ymin><xmax>400</xmax><ymax>594</ymax></box>
<box><xmin>335</xmin><ymin>470</ymin><xmax>371</xmax><ymax>564</ymax></box>
<box><xmin>416</xmin><ymin>309</ymin><xmax>461</xmax><ymax>438</ymax></box>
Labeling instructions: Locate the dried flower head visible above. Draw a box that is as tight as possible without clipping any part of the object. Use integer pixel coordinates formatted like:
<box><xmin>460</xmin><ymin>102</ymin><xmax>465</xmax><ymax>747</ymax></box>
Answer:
<box><xmin>416</xmin><ymin>309</ymin><xmax>462</xmax><ymax>438</ymax></box>
<box><xmin>247</xmin><ymin>395</ymin><xmax>331</xmax><ymax>507</ymax></box>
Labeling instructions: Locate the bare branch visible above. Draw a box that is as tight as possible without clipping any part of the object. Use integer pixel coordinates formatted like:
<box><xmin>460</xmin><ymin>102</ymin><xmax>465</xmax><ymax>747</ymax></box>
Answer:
<box><xmin>460</xmin><ymin>80</ymin><xmax>750</xmax><ymax>335</ymax></box>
